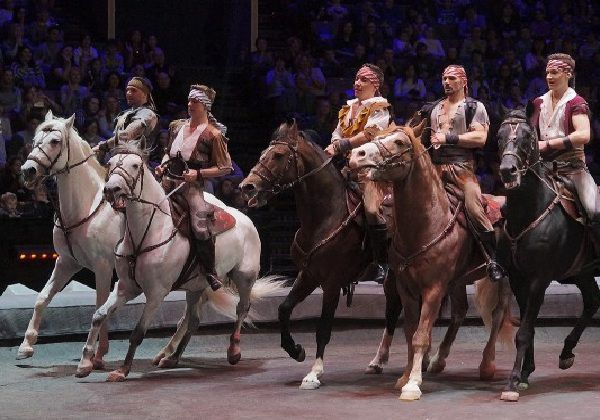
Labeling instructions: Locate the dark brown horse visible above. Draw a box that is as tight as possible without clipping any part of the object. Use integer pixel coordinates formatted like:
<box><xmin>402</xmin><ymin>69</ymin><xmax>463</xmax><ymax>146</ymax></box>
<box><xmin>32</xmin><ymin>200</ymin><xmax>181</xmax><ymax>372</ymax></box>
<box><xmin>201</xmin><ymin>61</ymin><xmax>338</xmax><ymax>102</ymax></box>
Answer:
<box><xmin>349</xmin><ymin>125</ymin><xmax>513</xmax><ymax>400</ymax></box>
<box><xmin>240</xmin><ymin>120</ymin><xmax>402</xmax><ymax>389</ymax></box>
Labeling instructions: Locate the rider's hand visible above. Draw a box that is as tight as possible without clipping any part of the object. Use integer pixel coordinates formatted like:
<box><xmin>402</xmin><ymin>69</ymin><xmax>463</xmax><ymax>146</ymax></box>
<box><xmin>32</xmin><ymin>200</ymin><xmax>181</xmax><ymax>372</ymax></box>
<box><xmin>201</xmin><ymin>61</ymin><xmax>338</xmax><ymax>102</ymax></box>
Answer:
<box><xmin>324</xmin><ymin>144</ymin><xmax>336</xmax><ymax>156</ymax></box>
<box><xmin>538</xmin><ymin>140</ymin><xmax>550</xmax><ymax>154</ymax></box>
<box><xmin>431</xmin><ymin>132</ymin><xmax>446</xmax><ymax>146</ymax></box>
<box><xmin>155</xmin><ymin>165</ymin><xmax>165</xmax><ymax>176</ymax></box>
<box><xmin>183</xmin><ymin>169</ymin><xmax>198</xmax><ymax>182</ymax></box>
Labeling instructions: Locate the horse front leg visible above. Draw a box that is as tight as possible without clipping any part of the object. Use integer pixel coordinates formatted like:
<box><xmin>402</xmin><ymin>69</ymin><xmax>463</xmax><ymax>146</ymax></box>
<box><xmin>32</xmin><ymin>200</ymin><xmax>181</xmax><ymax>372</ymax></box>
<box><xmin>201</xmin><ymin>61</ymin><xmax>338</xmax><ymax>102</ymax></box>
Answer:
<box><xmin>480</xmin><ymin>276</ymin><xmax>512</xmax><ymax>380</ymax></box>
<box><xmin>18</xmin><ymin>257</ymin><xmax>80</xmax><ymax>359</ymax></box>
<box><xmin>366</xmin><ymin>271</ymin><xmax>402</xmax><ymax>374</ymax></box>
<box><xmin>395</xmin><ymin>287</ymin><xmax>420</xmax><ymax>390</ymax></box>
<box><xmin>428</xmin><ymin>284</ymin><xmax>467</xmax><ymax>374</ymax></box>
<box><xmin>300</xmin><ymin>286</ymin><xmax>341</xmax><ymax>390</ymax></box>
<box><xmin>107</xmin><ymin>292</ymin><xmax>167</xmax><ymax>382</ymax></box>
<box><xmin>75</xmin><ymin>281</ymin><xmax>139</xmax><ymax>378</ymax></box>
<box><xmin>279</xmin><ymin>271</ymin><xmax>318</xmax><ymax>362</ymax></box>
<box><xmin>559</xmin><ymin>275</ymin><xmax>600</xmax><ymax>370</ymax></box>
<box><xmin>501</xmin><ymin>279</ymin><xmax>549</xmax><ymax>401</ymax></box>
<box><xmin>153</xmin><ymin>309</ymin><xmax>189</xmax><ymax>367</ymax></box>
<box><xmin>400</xmin><ymin>286</ymin><xmax>445</xmax><ymax>401</ymax></box>
<box><xmin>91</xmin><ymin>263</ymin><xmax>113</xmax><ymax>370</ymax></box>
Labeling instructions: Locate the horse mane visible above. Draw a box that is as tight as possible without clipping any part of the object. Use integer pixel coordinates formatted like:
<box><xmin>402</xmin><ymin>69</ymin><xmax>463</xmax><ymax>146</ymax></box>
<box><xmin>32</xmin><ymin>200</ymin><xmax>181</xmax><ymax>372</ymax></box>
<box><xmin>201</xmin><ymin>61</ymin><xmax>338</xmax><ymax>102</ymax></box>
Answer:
<box><xmin>505</xmin><ymin>108</ymin><xmax>527</xmax><ymax>120</ymax></box>
<box><xmin>397</xmin><ymin>124</ymin><xmax>425</xmax><ymax>154</ymax></box>
<box><xmin>112</xmin><ymin>141</ymin><xmax>152</xmax><ymax>162</ymax></box>
<box><xmin>36</xmin><ymin>118</ymin><xmax>107</xmax><ymax>179</ymax></box>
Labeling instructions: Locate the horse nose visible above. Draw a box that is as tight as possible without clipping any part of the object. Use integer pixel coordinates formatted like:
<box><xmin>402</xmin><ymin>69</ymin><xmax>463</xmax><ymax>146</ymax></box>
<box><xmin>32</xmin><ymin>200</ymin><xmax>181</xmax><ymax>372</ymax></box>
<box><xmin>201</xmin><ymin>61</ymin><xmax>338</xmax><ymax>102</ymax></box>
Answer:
<box><xmin>103</xmin><ymin>185</ymin><xmax>121</xmax><ymax>199</ymax></box>
<box><xmin>22</xmin><ymin>166</ymin><xmax>36</xmax><ymax>180</ymax></box>
<box><xmin>240</xmin><ymin>183</ymin><xmax>256</xmax><ymax>199</ymax></box>
<box><xmin>499</xmin><ymin>163</ymin><xmax>518</xmax><ymax>180</ymax></box>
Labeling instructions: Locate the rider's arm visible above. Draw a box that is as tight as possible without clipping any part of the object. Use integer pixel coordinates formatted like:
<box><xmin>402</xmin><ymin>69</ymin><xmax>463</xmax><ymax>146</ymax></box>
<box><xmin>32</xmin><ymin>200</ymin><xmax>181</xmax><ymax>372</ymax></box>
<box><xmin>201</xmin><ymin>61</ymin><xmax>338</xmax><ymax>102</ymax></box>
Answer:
<box><xmin>453</xmin><ymin>121</ymin><xmax>488</xmax><ymax>148</ymax></box>
<box><xmin>198</xmin><ymin>130</ymin><xmax>233</xmax><ymax>180</ymax></box>
<box><xmin>330</xmin><ymin>104</ymin><xmax>390</xmax><ymax>153</ymax></box>
<box><xmin>546</xmin><ymin>113</ymin><xmax>591</xmax><ymax>150</ymax></box>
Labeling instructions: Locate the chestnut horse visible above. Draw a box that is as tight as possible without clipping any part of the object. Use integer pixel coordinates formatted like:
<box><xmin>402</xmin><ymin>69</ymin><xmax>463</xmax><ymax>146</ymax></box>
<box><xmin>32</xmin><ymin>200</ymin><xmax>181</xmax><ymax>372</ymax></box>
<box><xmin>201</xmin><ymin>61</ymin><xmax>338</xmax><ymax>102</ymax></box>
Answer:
<box><xmin>240</xmin><ymin>121</ymin><xmax>382</xmax><ymax>389</ymax></box>
<box><xmin>497</xmin><ymin>109</ymin><xmax>600</xmax><ymax>401</ymax></box>
<box><xmin>349</xmin><ymin>125</ymin><xmax>513</xmax><ymax>400</ymax></box>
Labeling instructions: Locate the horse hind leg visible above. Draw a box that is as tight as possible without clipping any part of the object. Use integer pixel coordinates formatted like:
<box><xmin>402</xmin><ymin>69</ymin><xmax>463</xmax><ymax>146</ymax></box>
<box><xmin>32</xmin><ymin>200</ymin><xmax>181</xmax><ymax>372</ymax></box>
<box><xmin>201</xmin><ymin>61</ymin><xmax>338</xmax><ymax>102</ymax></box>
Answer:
<box><xmin>227</xmin><ymin>270</ymin><xmax>255</xmax><ymax>365</ymax></box>
<box><xmin>18</xmin><ymin>257</ymin><xmax>80</xmax><ymax>359</ymax></box>
<box><xmin>366</xmin><ymin>272</ymin><xmax>402</xmax><ymax>374</ymax></box>
<box><xmin>428</xmin><ymin>284</ymin><xmax>467</xmax><ymax>375</ymax></box>
<box><xmin>559</xmin><ymin>276</ymin><xmax>600</xmax><ymax>370</ymax></box>
<box><xmin>300</xmin><ymin>286</ymin><xmax>341</xmax><ymax>390</ymax></box>
<box><xmin>157</xmin><ymin>291</ymin><xmax>203</xmax><ymax>369</ymax></box>
<box><xmin>153</xmin><ymin>312</ymin><xmax>189</xmax><ymax>367</ymax></box>
<box><xmin>279</xmin><ymin>272</ymin><xmax>318</xmax><ymax>362</ymax></box>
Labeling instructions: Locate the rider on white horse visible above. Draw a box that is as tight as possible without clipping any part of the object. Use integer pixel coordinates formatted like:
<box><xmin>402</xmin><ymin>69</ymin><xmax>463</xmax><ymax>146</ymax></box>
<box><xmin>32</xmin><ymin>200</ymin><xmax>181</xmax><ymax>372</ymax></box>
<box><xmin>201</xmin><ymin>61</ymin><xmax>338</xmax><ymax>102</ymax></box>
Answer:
<box><xmin>155</xmin><ymin>84</ymin><xmax>232</xmax><ymax>291</ymax></box>
<box><xmin>93</xmin><ymin>77</ymin><xmax>158</xmax><ymax>160</ymax></box>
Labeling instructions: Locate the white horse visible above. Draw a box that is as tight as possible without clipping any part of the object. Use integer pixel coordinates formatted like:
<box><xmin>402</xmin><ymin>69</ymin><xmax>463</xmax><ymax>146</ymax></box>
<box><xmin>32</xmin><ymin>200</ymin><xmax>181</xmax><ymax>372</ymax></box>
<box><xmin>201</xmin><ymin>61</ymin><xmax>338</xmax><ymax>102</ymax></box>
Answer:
<box><xmin>75</xmin><ymin>142</ymin><xmax>280</xmax><ymax>381</ymax></box>
<box><xmin>19</xmin><ymin>111</ymin><xmax>122</xmax><ymax>368</ymax></box>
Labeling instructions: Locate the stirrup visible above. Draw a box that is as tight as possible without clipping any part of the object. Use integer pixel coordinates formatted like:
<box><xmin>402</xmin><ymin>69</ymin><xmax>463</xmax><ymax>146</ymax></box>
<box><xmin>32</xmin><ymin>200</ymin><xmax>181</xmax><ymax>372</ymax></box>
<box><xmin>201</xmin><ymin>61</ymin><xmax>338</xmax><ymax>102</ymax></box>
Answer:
<box><xmin>486</xmin><ymin>261</ymin><xmax>505</xmax><ymax>283</ymax></box>
<box><xmin>356</xmin><ymin>262</ymin><xmax>388</xmax><ymax>284</ymax></box>
<box><xmin>206</xmin><ymin>274</ymin><xmax>223</xmax><ymax>291</ymax></box>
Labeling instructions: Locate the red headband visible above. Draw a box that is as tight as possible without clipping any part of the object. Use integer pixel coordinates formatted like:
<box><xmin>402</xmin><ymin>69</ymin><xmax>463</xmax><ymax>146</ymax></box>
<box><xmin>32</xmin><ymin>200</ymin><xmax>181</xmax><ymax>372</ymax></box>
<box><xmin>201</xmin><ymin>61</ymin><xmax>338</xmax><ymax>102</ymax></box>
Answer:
<box><xmin>546</xmin><ymin>59</ymin><xmax>573</xmax><ymax>74</ymax></box>
<box><xmin>442</xmin><ymin>65</ymin><xmax>468</xmax><ymax>95</ymax></box>
<box><xmin>356</xmin><ymin>66</ymin><xmax>380</xmax><ymax>90</ymax></box>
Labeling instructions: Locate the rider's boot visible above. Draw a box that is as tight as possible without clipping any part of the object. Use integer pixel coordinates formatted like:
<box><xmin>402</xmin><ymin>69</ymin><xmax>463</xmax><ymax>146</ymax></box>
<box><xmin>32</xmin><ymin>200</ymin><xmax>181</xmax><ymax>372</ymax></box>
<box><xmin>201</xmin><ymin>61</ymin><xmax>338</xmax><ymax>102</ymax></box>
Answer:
<box><xmin>196</xmin><ymin>237</ymin><xmax>223</xmax><ymax>291</ymax></box>
<box><xmin>479</xmin><ymin>230</ymin><xmax>506</xmax><ymax>283</ymax></box>
<box><xmin>588</xmin><ymin>219</ymin><xmax>600</xmax><ymax>255</ymax></box>
<box><xmin>356</xmin><ymin>223</ymin><xmax>389</xmax><ymax>284</ymax></box>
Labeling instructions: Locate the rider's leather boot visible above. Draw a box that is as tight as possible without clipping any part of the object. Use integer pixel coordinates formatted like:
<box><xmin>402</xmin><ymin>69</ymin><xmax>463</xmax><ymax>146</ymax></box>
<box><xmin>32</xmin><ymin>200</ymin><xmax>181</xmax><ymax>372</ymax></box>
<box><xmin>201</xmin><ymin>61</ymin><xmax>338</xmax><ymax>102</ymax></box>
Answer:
<box><xmin>196</xmin><ymin>237</ymin><xmax>223</xmax><ymax>291</ymax></box>
<box><xmin>479</xmin><ymin>230</ymin><xmax>506</xmax><ymax>282</ymax></box>
<box><xmin>356</xmin><ymin>223</ymin><xmax>389</xmax><ymax>284</ymax></box>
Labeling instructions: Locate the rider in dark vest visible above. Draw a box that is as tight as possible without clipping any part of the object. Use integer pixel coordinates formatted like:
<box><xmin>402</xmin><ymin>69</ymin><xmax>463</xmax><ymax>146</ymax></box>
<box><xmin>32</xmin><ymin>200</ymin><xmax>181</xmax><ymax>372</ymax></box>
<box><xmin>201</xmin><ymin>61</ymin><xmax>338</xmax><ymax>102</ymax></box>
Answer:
<box><xmin>93</xmin><ymin>77</ymin><xmax>158</xmax><ymax>160</ymax></box>
<box><xmin>424</xmin><ymin>64</ymin><xmax>505</xmax><ymax>282</ymax></box>
<box><xmin>155</xmin><ymin>84</ymin><xmax>232</xmax><ymax>291</ymax></box>
<box><xmin>530</xmin><ymin>53</ymin><xmax>599</xmax><ymax>241</ymax></box>
<box><xmin>324</xmin><ymin>63</ymin><xmax>392</xmax><ymax>284</ymax></box>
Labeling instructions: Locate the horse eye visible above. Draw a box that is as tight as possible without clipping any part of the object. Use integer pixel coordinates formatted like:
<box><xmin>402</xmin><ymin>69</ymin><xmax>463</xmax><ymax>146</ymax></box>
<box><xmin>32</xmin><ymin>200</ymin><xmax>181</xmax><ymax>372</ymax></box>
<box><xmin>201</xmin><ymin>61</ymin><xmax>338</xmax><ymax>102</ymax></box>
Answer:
<box><xmin>273</xmin><ymin>152</ymin><xmax>284</xmax><ymax>159</ymax></box>
<box><xmin>50</xmin><ymin>139</ymin><xmax>60</xmax><ymax>145</ymax></box>
<box><xmin>132</xmin><ymin>164</ymin><xmax>139</xmax><ymax>170</ymax></box>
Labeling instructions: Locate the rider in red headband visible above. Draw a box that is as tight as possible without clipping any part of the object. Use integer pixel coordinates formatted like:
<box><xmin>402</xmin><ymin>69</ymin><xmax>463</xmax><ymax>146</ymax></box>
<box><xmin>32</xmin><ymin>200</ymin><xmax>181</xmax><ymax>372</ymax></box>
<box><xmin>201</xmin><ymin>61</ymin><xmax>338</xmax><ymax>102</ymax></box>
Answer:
<box><xmin>325</xmin><ymin>63</ymin><xmax>392</xmax><ymax>284</ymax></box>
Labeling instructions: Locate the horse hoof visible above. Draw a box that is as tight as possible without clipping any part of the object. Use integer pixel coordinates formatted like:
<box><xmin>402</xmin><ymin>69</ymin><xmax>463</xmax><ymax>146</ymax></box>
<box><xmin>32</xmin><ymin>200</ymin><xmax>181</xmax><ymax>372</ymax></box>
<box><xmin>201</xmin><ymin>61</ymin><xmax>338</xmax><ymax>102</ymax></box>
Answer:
<box><xmin>74</xmin><ymin>365</ymin><xmax>92</xmax><ymax>378</ymax></box>
<box><xmin>92</xmin><ymin>357</ymin><xmax>106</xmax><ymax>370</ymax></box>
<box><xmin>295</xmin><ymin>347</ymin><xmax>306</xmax><ymax>363</ymax></box>
<box><xmin>158</xmin><ymin>358</ymin><xmax>179</xmax><ymax>369</ymax></box>
<box><xmin>395</xmin><ymin>375</ymin><xmax>409</xmax><ymax>390</ymax></box>
<box><xmin>365</xmin><ymin>364</ymin><xmax>383</xmax><ymax>374</ymax></box>
<box><xmin>500</xmin><ymin>391</ymin><xmax>520</xmax><ymax>402</ymax></box>
<box><xmin>559</xmin><ymin>357</ymin><xmax>574</xmax><ymax>370</ymax></box>
<box><xmin>16</xmin><ymin>346</ymin><xmax>34</xmax><ymax>360</ymax></box>
<box><xmin>227</xmin><ymin>351</ymin><xmax>241</xmax><ymax>365</ymax></box>
<box><xmin>399</xmin><ymin>383</ymin><xmax>422</xmax><ymax>401</ymax></box>
<box><xmin>106</xmin><ymin>370</ymin><xmax>126</xmax><ymax>382</ymax></box>
<box><xmin>152</xmin><ymin>353</ymin><xmax>166</xmax><ymax>366</ymax></box>
<box><xmin>427</xmin><ymin>359</ymin><xmax>446</xmax><ymax>374</ymax></box>
<box><xmin>479</xmin><ymin>363</ymin><xmax>496</xmax><ymax>380</ymax></box>
<box><xmin>299</xmin><ymin>378</ymin><xmax>321</xmax><ymax>390</ymax></box>
<box><xmin>517</xmin><ymin>382</ymin><xmax>529</xmax><ymax>391</ymax></box>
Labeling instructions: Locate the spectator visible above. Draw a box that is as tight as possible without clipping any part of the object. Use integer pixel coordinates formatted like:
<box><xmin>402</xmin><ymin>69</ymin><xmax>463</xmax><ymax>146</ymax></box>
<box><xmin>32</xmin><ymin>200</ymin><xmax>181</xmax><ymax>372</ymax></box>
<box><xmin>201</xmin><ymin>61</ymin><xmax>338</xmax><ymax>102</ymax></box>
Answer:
<box><xmin>0</xmin><ymin>191</ymin><xmax>20</xmax><ymax>217</ymax></box>
<box><xmin>251</xmin><ymin>37</ymin><xmax>274</xmax><ymax>78</ymax></box>
<box><xmin>0</xmin><ymin>156</ymin><xmax>25</xmax><ymax>198</ymax></box>
<box><xmin>418</xmin><ymin>27</ymin><xmax>445</xmax><ymax>60</ymax></box>
<box><xmin>333</xmin><ymin>20</ymin><xmax>355</xmax><ymax>57</ymax></box>
<box><xmin>102</xmin><ymin>72</ymin><xmax>125</xmax><ymax>108</ymax></box>
<box><xmin>153</xmin><ymin>71</ymin><xmax>177</xmax><ymax>115</ymax></box>
<box><xmin>21</xmin><ymin>183</ymin><xmax>53</xmax><ymax>218</ymax></box>
<box><xmin>496</xmin><ymin>3</ymin><xmax>520</xmax><ymax>40</ymax></box>
<box><xmin>73</xmin><ymin>33</ymin><xmax>99</xmax><ymax>71</ymax></box>
<box><xmin>47</xmin><ymin>44</ymin><xmax>73</xmax><ymax>89</ymax></box>
<box><xmin>359</xmin><ymin>20</ymin><xmax>384</xmax><ymax>60</ymax></box>
<box><xmin>17</xmin><ymin>86</ymin><xmax>60</xmax><ymax>127</ymax></box>
<box><xmin>392</xmin><ymin>28</ymin><xmax>414</xmax><ymax>57</ymax></box>
<box><xmin>503</xmin><ymin>82</ymin><xmax>526</xmax><ymax>109</ymax></box>
<box><xmin>13</xmin><ymin>113</ymin><xmax>40</xmax><ymax>151</ymax></box>
<box><xmin>524</xmin><ymin>38</ymin><xmax>547</xmax><ymax>76</ymax></box>
<box><xmin>60</xmin><ymin>66</ymin><xmax>89</xmax><ymax>116</ymax></box>
<box><xmin>529</xmin><ymin>8</ymin><xmax>551</xmax><ymax>40</ymax></box>
<box><xmin>85</xmin><ymin>57</ymin><xmax>103</xmax><ymax>94</ymax></box>
<box><xmin>215</xmin><ymin>178</ymin><xmax>238</xmax><ymax>207</ymax></box>
<box><xmin>76</xmin><ymin>95</ymin><xmax>100</xmax><ymax>129</ymax></box>
<box><xmin>458</xmin><ymin>5</ymin><xmax>486</xmax><ymax>38</ymax></box>
<box><xmin>302</xmin><ymin>96</ymin><xmax>336</xmax><ymax>148</ymax></box>
<box><xmin>34</xmin><ymin>24</ymin><xmax>63</xmax><ymax>73</ymax></box>
<box><xmin>319</xmin><ymin>48</ymin><xmax>342</xmax><ymax>78</ymax></box>
<box><xmin>27</xmin><ymin>8</ymin><xmax>56</xmax><ymax>45</ymax></box>
<box><xmin>265</xmin><ymin>57</ymin><xmax>296</xmax><ymax>118</ymax></box>
<box><xmin>97</xmin><ymin>94</ymin><xmax>121</xmax><ymax>138</ymax></box>
<box><xmin>0</xmin><ymin>69</ymin><xmax>21</xmax><ymax>115</ymax></box>
<box><xmin>0</xmin><ymin>0</ymin><xmax>15</xmax><ymax>28</ymax></box>
<box><xmin>100</xmin><ymin>39</ymin><xmax>125</xmax><ymax>77</ymax></box>
<box><xmin>1</xmin><ymin>22</ymin><xmax>31</xmax><ymax>63</ymax></box>
<box><xmin>81</xmin><ymin>118</ymin><xmax>104</xmax><ymax>147</ymax></box>
<box><xmin>145</xmin><ymin>47</ymin><xmax>170</xmax><ymax>83</ymax></box>
<box><xmin>295</xmin><ymin>54</ymin><xmax>326</xmax><ymax>114</ymax></box>
<box><xmin>514</xmin><ymin>26</ymin><xmax>533</xmax><ymax>60</ymax></box>
<box><xmin>124</xmin><ymin>29</ymin><xmax>145</xmax><ymax>69</ymax></box>
<box><xmin>580</xmin><ymin>32</ymin><xmax>600</xmax><ymax>61</ymax></box>
<box><xmin>11</xmin><ymin>46</ymin><xmax>45</xmax><ymax>88</ymax></box>
<box><xmin>324</xmin><ymin>0</ymin><xmax>349</xmax><ymax>22</ymax></box>
<box><xmin>143</xmin><ymin>34</ymin><xmax>159</xmax><ymax>67</ymax></box>
<box><xmin>460</xmin><ymin>26</ymin><xmax>486</xmax><ymax>61</ymax></box>
<box><xmin>0</xmin><ymin>106</ymin><xmax>8</xmax><ymax>167</ymax></box>
<box><xmin>393</xmin><ymin>63</ymin><xmax>426</xmax><ymax>99</ymax></box>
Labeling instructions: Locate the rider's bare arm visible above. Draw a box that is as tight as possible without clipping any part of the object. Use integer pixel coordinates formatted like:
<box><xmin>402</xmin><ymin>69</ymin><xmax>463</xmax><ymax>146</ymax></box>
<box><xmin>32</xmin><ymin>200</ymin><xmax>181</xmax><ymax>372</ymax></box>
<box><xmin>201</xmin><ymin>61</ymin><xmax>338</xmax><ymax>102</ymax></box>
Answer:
<box><xmin>454</xmin><ymin>121</ymin><xmax>488</xmax><ymax>148</ymax></box>
<box><xmin>545</xmin><ymin>113</ymin><xmax>591</xmax><ymax>150</ymax></box>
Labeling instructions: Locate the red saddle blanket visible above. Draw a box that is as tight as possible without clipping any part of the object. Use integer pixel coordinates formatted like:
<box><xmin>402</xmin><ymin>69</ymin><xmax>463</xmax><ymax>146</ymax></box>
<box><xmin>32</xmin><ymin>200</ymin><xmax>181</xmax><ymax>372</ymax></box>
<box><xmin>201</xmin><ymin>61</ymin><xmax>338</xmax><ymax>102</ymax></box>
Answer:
<box><xmin>168</xmin><ymin>194</ymin><xmax>236</xmax><ymax>239</ymax></box>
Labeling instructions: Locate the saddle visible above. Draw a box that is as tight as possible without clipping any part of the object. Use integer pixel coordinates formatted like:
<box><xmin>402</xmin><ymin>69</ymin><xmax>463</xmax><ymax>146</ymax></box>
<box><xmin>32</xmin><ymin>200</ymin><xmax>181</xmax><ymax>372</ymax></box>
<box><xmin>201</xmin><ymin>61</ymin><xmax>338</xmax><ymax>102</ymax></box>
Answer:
<box><xmin>443</xmin><ymin>183</ymin><xmax>504</xmax><ymax>228</ymax></box>
<box><xmin>553</xmin><ymin>176</ymin><xmax>588</xmax><ymax>225</ymax></box>
<box><xmin>345</xmin><ymin>181</ymin><xmax>394</xmax><ymax>232</ymax></box>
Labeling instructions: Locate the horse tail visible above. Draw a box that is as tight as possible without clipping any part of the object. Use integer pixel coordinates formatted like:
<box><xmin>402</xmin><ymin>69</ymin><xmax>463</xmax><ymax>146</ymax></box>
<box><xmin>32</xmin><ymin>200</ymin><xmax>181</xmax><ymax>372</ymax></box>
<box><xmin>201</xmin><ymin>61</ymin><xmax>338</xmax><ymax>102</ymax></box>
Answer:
<box><xmin>474</xmin><ymin>278</ymin><xmax>514</xmax><ymax>347</ymax></box>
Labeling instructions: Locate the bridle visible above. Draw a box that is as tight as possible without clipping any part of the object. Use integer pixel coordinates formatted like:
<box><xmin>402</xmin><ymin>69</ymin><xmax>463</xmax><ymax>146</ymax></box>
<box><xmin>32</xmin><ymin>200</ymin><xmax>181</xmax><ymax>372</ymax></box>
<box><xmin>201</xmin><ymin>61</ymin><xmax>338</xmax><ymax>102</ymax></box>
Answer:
<box><xmin>498</xmin><ymin>117</ymin><xmax>539</xmax><ymax>176</ymax></box>
<box><xmin>107</xmin><ymin>151</ymin><xmax>180</xmax><ymax>286</ymax></box>
<box><xmin>26</xmin><ymin>126</ymin><xmax>95</xmax><ymax>179</ymax></box>
<box><xmin>249</xmin><ymin>133</ymin><xmax>332</xmax><ymax>195</ymax></box>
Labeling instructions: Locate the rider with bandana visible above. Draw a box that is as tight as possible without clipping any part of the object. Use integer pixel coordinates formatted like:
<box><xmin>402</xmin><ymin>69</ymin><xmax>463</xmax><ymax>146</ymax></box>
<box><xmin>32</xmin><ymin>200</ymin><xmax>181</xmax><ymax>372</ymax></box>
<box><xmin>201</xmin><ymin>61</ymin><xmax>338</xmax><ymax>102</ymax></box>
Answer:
<box><xmin>93</xmin><ymin>77</ymin><xmax>158</xmax><ymax>160</ymax></box>
<box><xmin>324</xmin><ymin>63</ymin><xmax>392</xmax><ymax>284</ymax></box>
<box><xmin>426</xmin><ymin>64</ymin><xmax>505</xmax><ymax>282</ymax></box>
<box><xmin>531</xmin><ymin>54</ymin><xmax>598</xmax><ymax>241</ymax></box>
<box><xmin>155</xmin><ymin>84</ymin><xmax>232</xmax><ymax>291</ymax></box>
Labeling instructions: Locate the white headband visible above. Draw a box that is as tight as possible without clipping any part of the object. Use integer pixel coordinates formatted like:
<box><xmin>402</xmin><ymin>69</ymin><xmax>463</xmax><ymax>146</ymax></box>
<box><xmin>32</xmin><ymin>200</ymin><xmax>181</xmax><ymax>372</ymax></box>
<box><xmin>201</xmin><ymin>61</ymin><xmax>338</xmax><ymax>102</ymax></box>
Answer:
<box><xmin>188</xmin><ymin>89</ymin><xmax>212</xmax><ymax>110</ymax></box>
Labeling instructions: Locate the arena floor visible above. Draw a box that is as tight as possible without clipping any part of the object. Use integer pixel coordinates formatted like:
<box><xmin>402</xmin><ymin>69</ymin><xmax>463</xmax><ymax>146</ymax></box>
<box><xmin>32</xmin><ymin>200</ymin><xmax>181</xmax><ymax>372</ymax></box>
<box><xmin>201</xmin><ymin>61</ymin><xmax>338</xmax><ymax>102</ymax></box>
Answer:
<box><xmin>1</xmin><ymin>325</ymin><xmax>599</xmax><ymax>419</ymax></box>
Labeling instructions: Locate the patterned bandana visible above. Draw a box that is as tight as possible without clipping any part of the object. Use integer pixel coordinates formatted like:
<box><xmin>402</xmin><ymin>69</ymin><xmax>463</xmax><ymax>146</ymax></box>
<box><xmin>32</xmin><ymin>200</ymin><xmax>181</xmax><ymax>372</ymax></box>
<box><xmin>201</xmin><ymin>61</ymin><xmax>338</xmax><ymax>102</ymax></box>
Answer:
<box><xmin>546</xmin><ymin>59</ymin><xmax>573</xmax><ymax>74</ymax></box>
<box><xmin>442</xmin><ymin>65</ymin><xmax>468</xmax><ymax>95</ymax></box>
<box><xmin>356</xmin><ymin>65</ymin><xmax>381</xmax><ymax>90</ymax></box>
<box><xmin>188</xmin><ymin>88</ymin><xmax>212</xmax><ymax>111</ymax></box>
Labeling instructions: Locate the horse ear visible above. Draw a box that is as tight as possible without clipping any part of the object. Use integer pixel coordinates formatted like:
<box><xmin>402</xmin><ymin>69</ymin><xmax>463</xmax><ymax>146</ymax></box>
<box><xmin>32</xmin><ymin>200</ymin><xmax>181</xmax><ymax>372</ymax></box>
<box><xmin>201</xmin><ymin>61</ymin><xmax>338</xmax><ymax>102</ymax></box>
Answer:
<box><xmin>285</xmin><ymin>116</ymin><xmax>296</xmax><ymax>128</ymax></box>
<box><xmin>525</xmin><ymin>100</ymin><xmax>535</xmax><ymax>120</ymax></box>
<box><xmin>499</xmin><ymin>104</ymin><xmax>509</xmax><ymax>120</ymax></box>
<box><xmin>44</xmin><ymin>110</ymin><xmax>54</xmax><ymax>122</ymax></box>
<box><xmin>64</xmin><ymin>114</ymin><xmax>75</xmax><ymax>130</ymax></box>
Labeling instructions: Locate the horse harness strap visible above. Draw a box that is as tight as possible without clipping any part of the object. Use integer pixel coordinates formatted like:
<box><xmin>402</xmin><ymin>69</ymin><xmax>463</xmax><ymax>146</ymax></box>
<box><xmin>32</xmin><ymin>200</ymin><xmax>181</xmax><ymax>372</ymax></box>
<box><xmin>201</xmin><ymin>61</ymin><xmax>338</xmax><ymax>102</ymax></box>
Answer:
<box><xmin>393</xmin><ymin>201</ymin><xmax>463</xmax><ymax>272</ymax></box>
<box><xmin>292</xmin><ymin>201</ymin><xmax>364</xmax><ymax>271</ymax></box>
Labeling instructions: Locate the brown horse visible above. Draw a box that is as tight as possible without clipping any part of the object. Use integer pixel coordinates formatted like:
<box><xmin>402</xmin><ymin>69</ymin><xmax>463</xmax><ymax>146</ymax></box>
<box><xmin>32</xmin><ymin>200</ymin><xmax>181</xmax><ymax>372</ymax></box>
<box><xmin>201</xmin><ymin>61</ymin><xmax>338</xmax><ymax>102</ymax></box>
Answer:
<box><xmin>349</xmin><ymin>125</ymin><xmax>513</xmax><ymax>400</ymax></box>
<box><xmin>240</xmin><ymin>120</ymin><xmax>387</xmax><ymax>389</ymax></box>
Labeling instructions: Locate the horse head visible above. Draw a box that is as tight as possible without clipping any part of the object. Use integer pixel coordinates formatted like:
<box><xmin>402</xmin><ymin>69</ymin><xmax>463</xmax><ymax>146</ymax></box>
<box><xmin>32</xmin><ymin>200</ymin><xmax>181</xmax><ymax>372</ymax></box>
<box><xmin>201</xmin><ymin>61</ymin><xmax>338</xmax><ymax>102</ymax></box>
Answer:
<box><xmin>241</xmin><ymin>118</ymin><xmax>315</xmax><ymax>208</ymax></box>
<box><xmin>348</xmin><ymin>127</ymin><xmax>418</xmax><ymax>183</ymax></box>
<box><xmin>104</xmin><ymin>142</ymin><xmax>149</xmax><ymax>211</ymax></box>
<box><xmin>498</xmin><ymin>105</ymin><xmax>539</xmax><ymax>190</ymax></box>
<box><xmin>21</xmin><ymin>110</ymin><xmax>77</xmax><ymax>187</ymax></box>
